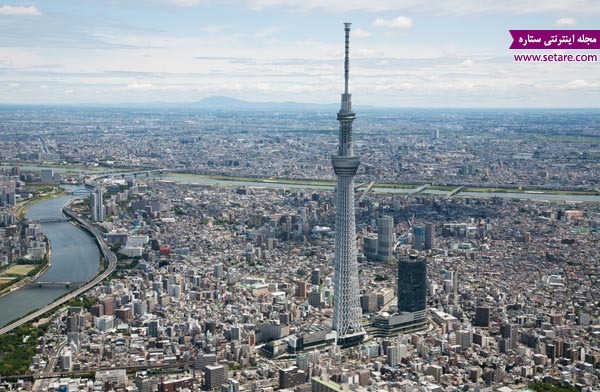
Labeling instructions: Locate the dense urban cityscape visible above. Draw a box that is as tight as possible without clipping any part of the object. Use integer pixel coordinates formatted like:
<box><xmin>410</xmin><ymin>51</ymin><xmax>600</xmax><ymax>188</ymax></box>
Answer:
<box><xmin>0</xmin><ymin>15</ymin><xmax>599</xmax><ymax>392</ymax></box>
<box><xmin>0</xmin><ymin>102</ymin><xmax>598</xmax><ymax>392</ymax></box>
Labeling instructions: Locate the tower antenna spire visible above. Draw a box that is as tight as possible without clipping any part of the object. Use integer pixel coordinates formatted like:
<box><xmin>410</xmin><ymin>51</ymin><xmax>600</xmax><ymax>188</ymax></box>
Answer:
<box><xmin>344</xmin><ymin>22</ymin><xmax>351</xmax><ymax>94</ymax></box>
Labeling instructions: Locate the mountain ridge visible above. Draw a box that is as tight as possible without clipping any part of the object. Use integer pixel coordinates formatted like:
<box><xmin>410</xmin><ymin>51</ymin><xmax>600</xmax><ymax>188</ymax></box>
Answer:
<box><xmin>193</xmin><ymin>95</ymin><xmax>340</xmax><ymax>111</ymax></box>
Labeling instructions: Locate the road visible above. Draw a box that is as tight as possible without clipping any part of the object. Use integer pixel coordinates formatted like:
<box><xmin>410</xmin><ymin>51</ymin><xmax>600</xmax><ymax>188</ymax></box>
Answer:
<box><xmin>8</xmin><ymin>361</ymin><xmax>195</xmax><ymax>381</ymax></box>
<box><xmin>0</xmin><ymin>209</ymin><xmax>117</xmax><ymax>335</ymax></box>
<box><xmin>46</xmin><ymin>338</ymin><xmax>68</xmax><ymax>374</ymax></box>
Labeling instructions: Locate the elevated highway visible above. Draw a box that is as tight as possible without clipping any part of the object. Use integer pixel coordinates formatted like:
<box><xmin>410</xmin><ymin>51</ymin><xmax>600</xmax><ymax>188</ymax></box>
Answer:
<box><xmin>0</xmin><ymin>209</ymin><xmax>117</xmax><ymax>335</ymax></box>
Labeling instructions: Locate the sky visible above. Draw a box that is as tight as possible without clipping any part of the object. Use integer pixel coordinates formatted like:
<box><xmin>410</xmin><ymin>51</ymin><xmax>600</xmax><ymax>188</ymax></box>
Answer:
<box><xmin>0</xmin><ymin>0</ymin><xmax>599</xmax><ymax>107</ymax></box>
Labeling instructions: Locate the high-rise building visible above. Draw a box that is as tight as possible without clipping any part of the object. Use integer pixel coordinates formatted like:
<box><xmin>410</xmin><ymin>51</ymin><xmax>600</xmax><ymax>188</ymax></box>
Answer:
<box><xmin>377</xmin><ymin>215</ymin><xmax>394</xmax><ymax>262</ymax></box>
<box><xmin>278</xmin><ymin>366</ymin><xmax>307</xmax><ymax>389</ymax></box>
<box><xmin>424</xmin><ymin>223</ymin><xmax>435</xmax><ymax>250</ymax></box>
<box><xmin>40</xmin><ymin>168</ymin><xmax>54</xmax><ymax>183</ymax></box>
<box><xmin>204</xmin><ymin>364</ymin><xmax>227</xmax><ymax>390</ymax></box>
<box><xmin>363</xmin><ymin>235</ymin><xmax>378</xmax><ymax>261</ymax></box>
<box><xmin>61</xmin><ymin>348</ymin><xmax>72</xmax><ymax>371</ymax></box>
<box><xmin>296</xmin><ymin>280</ymin><xmax>307</xmax><ymax>298</ymax></box>
<box><xmin>230</xmin><ymin>325</ymin><xmax>241</xmax><ymax>341</ymax></box>
<box><xmin>363</xmin><ymin>215</ymin><xmax>395</xmax><ymax>262</ymax></box>
<box><xmin>309</xmin><ymin>288</ymin><xmax>322</xmax><ymax>308</ymax></box>
<box><xmin>148</xmin><ymin>319</ymin><xmax>160</xmax><ymax>338</ymax></box>
<box><xmin>397</xmin><ymin>255</ymin><xmax>427</xmax><ymax>313</ymax></box>
<box><xmin>412</xmin><ymin>226</ymin><xmax>425</xmax><ymax>251</ymax></box>
<box><xmin>386</xmin><ymin>345</ymin><xmax>402</xmax><ymax>366</ymax></box>
<box><xmin>311</xmin><ymin>268</ymin><xmax>321</xmax><ymax>285</ymax></box>
<box><xmin>331</xmin><ymin>23</ymin><xmax>365</xmax><ymax>347</ymax></box>
<box><xmin>474</xmin><ymin>306</ymin><xmax>491</xmax><ymax>327</ymax></box>
<box><xmin>456</xmin><ymin>330</ymin><xmax>473</xmax><ymax>350</ymax></box>
<box><xmin>90</xmin><ymin>187</ymin><xmax>105</xmax><ymax>222</ymax></box>
<box><xmin>501</xmin><ymin>323</ymin><xmax>518</xmax><ymax>351</ymax></box>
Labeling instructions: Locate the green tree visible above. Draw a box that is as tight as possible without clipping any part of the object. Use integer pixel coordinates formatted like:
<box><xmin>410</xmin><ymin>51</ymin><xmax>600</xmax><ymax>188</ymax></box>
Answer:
<box><xmin>528</xmin><ymin>381</ymin><xmax>578</xmax><ymax>392</ymax></box>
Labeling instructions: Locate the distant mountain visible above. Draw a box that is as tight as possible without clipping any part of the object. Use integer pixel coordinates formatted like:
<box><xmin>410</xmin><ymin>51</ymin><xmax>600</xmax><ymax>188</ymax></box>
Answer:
<box><xmin>193</xmin><ymin>96</ymin><xmax>340</xmax><ymax>111</ymax></box>
<box><xmin>26</xmin><ymin>95</ymin><xmax>378</xmax><ymax>111</ymax></box>
<box><xmin>195</xmin><ymin>96</ymin><xmax>248</xmax><ymax>107</ymax></box>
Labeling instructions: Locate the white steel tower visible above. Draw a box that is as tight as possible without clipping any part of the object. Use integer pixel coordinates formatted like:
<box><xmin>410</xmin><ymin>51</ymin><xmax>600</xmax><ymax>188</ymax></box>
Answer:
<box><xmin>331</xmin><ymin>23</ymin><xmax>365</xmax><ymax>347</ymax></box>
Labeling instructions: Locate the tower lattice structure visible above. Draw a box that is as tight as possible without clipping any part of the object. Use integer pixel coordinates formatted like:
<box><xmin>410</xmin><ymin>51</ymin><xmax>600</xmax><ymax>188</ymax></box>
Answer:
<box><xmin>331</xmin><ymin>23</ymin><xmax>365</xmax><ymax>346</ymax></box>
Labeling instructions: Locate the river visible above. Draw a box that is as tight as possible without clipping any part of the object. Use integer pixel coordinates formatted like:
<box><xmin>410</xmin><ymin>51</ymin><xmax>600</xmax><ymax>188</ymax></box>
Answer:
<box><xmin>161</xmin><ymin>175</ymin><xmax>600</xmax><ymax>203</ymax></box>
<box><xmin>0</xmin><ymin>189</ymin><xmax>100</xmax><ymax>328</ymax></box>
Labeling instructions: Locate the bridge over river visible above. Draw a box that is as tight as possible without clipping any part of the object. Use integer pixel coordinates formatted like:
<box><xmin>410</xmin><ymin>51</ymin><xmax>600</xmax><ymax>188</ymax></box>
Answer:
<box><xmin>30</xmin><ymin>281</ymin><xmax>86</xmax><ymax>288</ymax></box>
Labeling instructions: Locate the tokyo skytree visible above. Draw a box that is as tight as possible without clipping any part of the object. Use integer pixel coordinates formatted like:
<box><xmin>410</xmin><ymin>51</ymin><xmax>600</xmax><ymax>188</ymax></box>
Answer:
<box><xmin>331</xmin><ymin>23</ymin><xmax>365</xmax><ymax>347</ymax></box>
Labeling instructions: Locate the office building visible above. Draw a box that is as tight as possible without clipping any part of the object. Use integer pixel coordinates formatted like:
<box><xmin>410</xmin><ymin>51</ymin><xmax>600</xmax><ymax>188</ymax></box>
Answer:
<box><xmin>424</xmin><ymin>223</ymin><xmax>435</xmax><ymax>250</ymax></box>
<box><xmin>40</xmin><ymin>168</ymin><xmax>54</xmax><ymax>183</ymax></box>
<box><xmin>296</xmin><ymin>280</ymin><xmax>307</xmax><ymax>298</ymax></box>
<box><xmin>397</xmin><ymin>255</ymin><xmax>427</xmax><ymax>313</ymax></box>
<box><xmin>370</xmin><ymin>255</ymin><xmax>428</xmax><ymax>336</ymax></box>
<box><xmin>278</xmin><ymin>366</ymin><xmax>307</xmax><ymax>389</ymax></box>
<box><xmin>204</xmin><ymin>364</ymin><xmax>227</xmax><ymax>390</ymax></box>
<box><xmin>90</xmin><ymin>187</ymin><xmax>105</xmax><ymax>222</ymax></box>
<box><xmin>474</xmin><ymin>306</ymin><xmax>491</xmax><ymax>327</ymax></box>
<box><xmin>311</xmin><ymin>268</ymin><xmax>321</xmax><ymax>285</ymax></box>
<box><xmin>363</xmin><ymin>215</ymin><xmax>395</xmax><ymax>262</ymax></box>
<box><xmin>148</xmin><ymin>320</ymin><xmax>160</xmax><ymax>338</ymax></box>
<box><xmin>363</xmin><ymin>235</ymin><xmax>378</xmax><ymax>261</ymax></box>
<box><xmin>377</xmin><ymin>215</ymin><xmax>394</xmax><ymax>262</ymax></box>
<box><xmin>501</xmin><ymin>323</ymin><xmax>519</xmax><ymax>351</ymax></box>
<box><xmin>413</xmin><ymin>226</ymin><xmax>425</xmax><ymax>251</ymax></box>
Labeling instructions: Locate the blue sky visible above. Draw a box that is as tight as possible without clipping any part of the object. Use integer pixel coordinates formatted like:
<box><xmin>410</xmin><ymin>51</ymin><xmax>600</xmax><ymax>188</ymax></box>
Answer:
<box><xmin>0</xmin><ymin>0</ymin><xmax>599</xmax><ymax>107</ymax></box>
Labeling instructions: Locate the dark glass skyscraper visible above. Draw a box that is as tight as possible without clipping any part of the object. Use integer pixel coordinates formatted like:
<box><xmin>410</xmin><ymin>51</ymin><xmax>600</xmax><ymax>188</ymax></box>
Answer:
<box><xmin>397</xmin><ymin>255</ymin><xmax>427</xmax><ymax>313</ymax></box>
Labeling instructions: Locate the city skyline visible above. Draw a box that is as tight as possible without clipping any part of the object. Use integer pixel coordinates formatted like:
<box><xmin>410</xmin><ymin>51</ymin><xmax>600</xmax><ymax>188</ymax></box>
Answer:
<box><xmin>1</xmin><ymin>0</ymin><xmax>599</xmax><ymax>107</ymax></box>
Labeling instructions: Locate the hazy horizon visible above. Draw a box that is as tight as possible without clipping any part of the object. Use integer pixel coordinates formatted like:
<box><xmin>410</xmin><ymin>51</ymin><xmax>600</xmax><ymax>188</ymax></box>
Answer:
<box><xmin>1</xmin><ymin>1</ymin><xmax>599</xmax><ymax>107</ymax></box>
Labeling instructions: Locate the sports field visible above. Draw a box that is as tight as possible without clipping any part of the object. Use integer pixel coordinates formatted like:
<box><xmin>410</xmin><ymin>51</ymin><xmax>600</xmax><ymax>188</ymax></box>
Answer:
<box><xmin>0</xmin><ymin>276</ymin><xmax>18</xmax><ymax>285</ymax></box>
<box><xmin>4</xmin><ymin>264</ymin><xmax>36</xmax><ymax>276</ymax></box>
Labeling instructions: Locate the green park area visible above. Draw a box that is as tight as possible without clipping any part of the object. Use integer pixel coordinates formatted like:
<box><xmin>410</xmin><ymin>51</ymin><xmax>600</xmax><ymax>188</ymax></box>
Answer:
<box><xmin>0</xmin><ymin>322</ymin><xmax>49</xmax><ymax>376</ymax></box>
<box><xmin>4</xmin><ymin>264</ymin><xmax>37</xmax><ymax>276</ymax></box>
<box><xmin>0</xmin><ymin>258</ymin><xmax>49</xmax><ymax>293</ymax></box>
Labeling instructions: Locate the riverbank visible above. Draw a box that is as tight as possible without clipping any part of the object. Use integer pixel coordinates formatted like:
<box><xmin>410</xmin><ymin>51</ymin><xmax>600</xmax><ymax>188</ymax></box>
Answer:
<box><xmin>0</xmin><ymin>188</ymin><xmax>62</xmax><ymax>296</ymax></box>
<box><xmin>0</xmin><ymin>189</ymin><xmax>101</xmax><ymax>329</ymax></box>
<box><xmin>0</xmin><ymin>254</ymin><xmax>51</xmax><ymax>299</ymax></box>
<box><xmin>16</xmin><ymin>186</ymin><xmax>67</xmax><ymax>220</ymax></box>
<box><xmin>165</xmin><ymin>172</ymin><xmax>600</xmax><ymax>198</ymax></box>
<box><xmin>0</xmin><ymin>208</ymin><xmax>117</xmax><ymax>335</ymax></box>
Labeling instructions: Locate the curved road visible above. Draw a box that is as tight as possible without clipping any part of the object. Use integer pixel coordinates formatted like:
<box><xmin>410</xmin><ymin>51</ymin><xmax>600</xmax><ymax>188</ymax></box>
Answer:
<box><xmin>0</xmin><ymin>209</ymin><xmax>116</xmax><ymax>335</ymax></box>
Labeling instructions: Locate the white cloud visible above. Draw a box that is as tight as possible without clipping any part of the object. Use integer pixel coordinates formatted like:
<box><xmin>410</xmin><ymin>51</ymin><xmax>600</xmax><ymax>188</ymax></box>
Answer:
<box><xmin>244</xmin><ymin>0</ymin><xmax>600</xmax><ymax>16</ymax></box>
<box><xmin>461</xmin><ymin>59</ymin><xmax>475</xmax><ymax>67</ymax></box>
<box><xmin>555</xmin><ymin>17</ymin><xmax>577</xmax><ymax>26</ymax></box>
<box><xmin>127</xmin><ymin>82</ymin><xmax>154</xmax><ymax>90</ymax></box>
<box><xmin>355</xmin><ymin>48</ymin><xmax>383</xmax><ymax>57</ymax></box>
<box><xmin>8</xmin><ymin>83</ymin><xmax>19</xmax><ymax>87</ymax></box>
<box><xmin>558</xmin><ymin>79</ymin><xmax>600</xmax><ymax>90</ymax></box>
<box><xmin>169</xmin><ymin>0</ymin><xmax>202</xmax><ymax>6</ymax></box>
<box><xmin>353</xmin><ymin>28</ymin><xmax>371</xmax><ymax>39</ymax></box>
<box><xmin>0</xmin><ymin>5</ymin><xmax>41</xmax><ymax>16</ymax></box>
<box><xmin>373</xmin><ymin>16</ymin><xmax>413</xmax><ymax>29</ymax></box>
